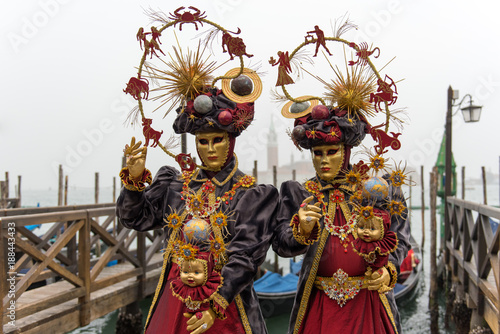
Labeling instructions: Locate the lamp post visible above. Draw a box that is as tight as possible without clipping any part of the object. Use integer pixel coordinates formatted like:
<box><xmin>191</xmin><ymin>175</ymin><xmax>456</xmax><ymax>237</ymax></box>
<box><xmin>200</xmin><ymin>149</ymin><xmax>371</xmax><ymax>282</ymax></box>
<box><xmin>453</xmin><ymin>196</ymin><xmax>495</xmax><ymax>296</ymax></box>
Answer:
<box><xmin>444</xmin><ymin>86</ymin><xmax>482</xmax><ymax>262</ymax></box>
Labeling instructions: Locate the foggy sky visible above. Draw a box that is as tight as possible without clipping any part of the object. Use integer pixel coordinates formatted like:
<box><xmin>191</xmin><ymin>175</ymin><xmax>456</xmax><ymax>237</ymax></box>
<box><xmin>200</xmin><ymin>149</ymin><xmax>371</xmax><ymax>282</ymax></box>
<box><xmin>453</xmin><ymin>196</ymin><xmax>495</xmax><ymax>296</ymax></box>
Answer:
<box><xmin>2</xmin><ymin>0</ymin><xmax>499</xmax><ymax>191</ymax></box>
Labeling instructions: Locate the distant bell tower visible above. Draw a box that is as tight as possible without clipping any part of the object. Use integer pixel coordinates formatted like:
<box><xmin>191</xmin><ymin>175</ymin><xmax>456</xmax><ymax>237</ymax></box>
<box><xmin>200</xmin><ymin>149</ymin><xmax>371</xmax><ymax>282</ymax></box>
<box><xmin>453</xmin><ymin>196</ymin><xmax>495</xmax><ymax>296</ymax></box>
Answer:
<box><xmin>267</xmin><ymin>116</ymin><xmax>278</xmax><ymax>171</ymax></box>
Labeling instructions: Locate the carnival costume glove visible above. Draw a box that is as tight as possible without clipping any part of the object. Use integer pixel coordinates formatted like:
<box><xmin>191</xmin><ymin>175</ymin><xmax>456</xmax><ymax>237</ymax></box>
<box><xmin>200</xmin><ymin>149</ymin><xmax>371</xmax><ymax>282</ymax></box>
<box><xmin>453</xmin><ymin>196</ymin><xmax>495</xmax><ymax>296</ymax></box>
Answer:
<box><xmin>298</xmin><ymin>196</ymin><xmax>322</xmax><ymax>238</ymax></box>
<box><xmin>125</xmin><ymin>137</ymin><xmax>147</xmax><ymax>180</ymax></box>
<box><xmin>366</xmin><ymin>266</ymin><xmax>390</xmax><ymax>291</ymax></box>
<box><xmin>185</xmin><ymin>308</ymin><xmax>215</xmax><ymax>334</ymax></box>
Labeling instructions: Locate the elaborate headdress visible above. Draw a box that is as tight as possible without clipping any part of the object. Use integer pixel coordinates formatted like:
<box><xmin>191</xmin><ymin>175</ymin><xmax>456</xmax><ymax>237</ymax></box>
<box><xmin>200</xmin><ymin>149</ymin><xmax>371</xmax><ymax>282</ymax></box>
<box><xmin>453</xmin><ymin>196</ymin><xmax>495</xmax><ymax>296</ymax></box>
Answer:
<box><xmin>123</xmin><ymin>6</ymin><xmax>262</xmax><ymax>171</ymax></box>
<box><xmin>272</xmin><ymin>17</ymin><xmax>410</xmax><ymax>219</ymax></box>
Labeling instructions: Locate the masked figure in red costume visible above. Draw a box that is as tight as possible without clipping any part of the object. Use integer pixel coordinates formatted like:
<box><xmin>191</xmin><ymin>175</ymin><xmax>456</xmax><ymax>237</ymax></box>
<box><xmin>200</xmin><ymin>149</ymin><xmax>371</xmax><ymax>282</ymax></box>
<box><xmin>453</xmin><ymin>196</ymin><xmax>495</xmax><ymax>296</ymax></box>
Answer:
<box><xmin>117</xmin><ymin>83</ymin><xmax>278</xmax><ymax>334</ymax></box>
<box><xmin>272</xmin><ymin>109</ymin><xmax>410</xmax><ymax>334</ymax></box>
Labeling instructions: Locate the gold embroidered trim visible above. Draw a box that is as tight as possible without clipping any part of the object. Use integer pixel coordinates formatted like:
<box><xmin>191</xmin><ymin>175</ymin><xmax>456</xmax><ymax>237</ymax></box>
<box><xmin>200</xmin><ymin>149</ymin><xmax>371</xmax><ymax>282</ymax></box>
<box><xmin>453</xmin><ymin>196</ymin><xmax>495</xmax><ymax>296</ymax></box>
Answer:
<box><xmin>170</xmin><ymin>275</ymin><xmax>224</xmax><ymax>306</ymax></box>
<box><xmin>379</xmin><ymin>293</ymin><xmax>399</xmax><ymax>334</ymax></box>
<box><xmin>293</xmin><ymin>227</ymin><xmax>329</xmax><ymax>334</ymax></box>
<box><xmin>386</xmin><ymin>261</ymin><xmax>398</xmax><ymax>289</ymax></box>
<box><xmin>191</xmin><ymin>154</ymin><xmax>240</xmax><ymax>186</ymax></box>
<box><xmin>144</xmin><ymin>251</ymin><xmax>170</xmax><ymax>329</ymax></box>
<box><xmin>235</xmin><ymin>294</ymin><xmax>253</xmax><ymax>334</ymax></box>
<box><xmin>145</xmin><ymin>209</ymin><xmax>189</xmax><ymax>328</ymax></box>
<box><xmin>351</xmin><ymin>236</ymin><xmax>399</xmax><ymax>262</ymax></box>
<box><xmin>212</xmin><ymin>292</ymin><xmax>229</xmax><ymax>309</ymax></box>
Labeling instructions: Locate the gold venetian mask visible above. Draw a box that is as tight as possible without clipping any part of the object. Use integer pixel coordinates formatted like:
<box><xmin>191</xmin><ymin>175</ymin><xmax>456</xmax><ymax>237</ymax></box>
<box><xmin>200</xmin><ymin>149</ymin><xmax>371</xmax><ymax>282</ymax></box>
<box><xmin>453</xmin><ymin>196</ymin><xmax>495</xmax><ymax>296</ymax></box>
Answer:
<box><xmin>311</xmin><ymin>143</ymin><xmax>345</xmax><ymax>181</ymax></box>
<box><xmin>196</xmin><ymin>130</ymin><xmax>230</xmax><ymax>170</ymax></box>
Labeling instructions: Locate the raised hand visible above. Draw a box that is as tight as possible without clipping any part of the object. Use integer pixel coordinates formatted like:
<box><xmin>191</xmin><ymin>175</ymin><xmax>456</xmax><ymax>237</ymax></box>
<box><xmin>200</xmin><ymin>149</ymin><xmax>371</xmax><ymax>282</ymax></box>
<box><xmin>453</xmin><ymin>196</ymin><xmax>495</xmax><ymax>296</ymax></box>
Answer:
<box><xmin>298</xmin><ymin>195</ymin><xmax>322</xmax><ymax>237</ymax></box>
<box><xmin>124</xmin><ymin>137</ymin><xmax>147</xmax><ymax>180</ymax></box>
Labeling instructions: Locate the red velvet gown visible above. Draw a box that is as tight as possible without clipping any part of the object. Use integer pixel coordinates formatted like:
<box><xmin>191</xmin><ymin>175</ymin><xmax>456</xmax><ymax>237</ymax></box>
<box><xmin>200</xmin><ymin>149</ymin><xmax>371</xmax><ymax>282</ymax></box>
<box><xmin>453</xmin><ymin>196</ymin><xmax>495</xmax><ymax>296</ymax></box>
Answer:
<box><xmin>273</xmin><ymin>179</ymin><xmax>410</xmax><ymax>334</ymax></box>
<box><xmin>297</xmin><ymin>207</ymin><xmax>396</xmax><ymax>334</ymax></box>
<box><xmin>146</xmin><ymin>263</ymin><xmax>246</xmax><ymax>334</ymax></box>
<box><xmin>117</xmin><ymin>158</ymin><xmax>279</xmax><ymax>334</ymax></box>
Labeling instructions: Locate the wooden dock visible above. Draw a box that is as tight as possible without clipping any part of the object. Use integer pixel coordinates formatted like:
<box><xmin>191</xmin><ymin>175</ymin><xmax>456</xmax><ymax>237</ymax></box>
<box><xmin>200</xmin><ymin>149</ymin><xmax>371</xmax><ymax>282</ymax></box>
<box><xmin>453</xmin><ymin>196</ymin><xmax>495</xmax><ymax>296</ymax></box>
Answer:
<box><xmin>443</xmin><ymin>197</ymin><xmax>500</xmax><ymax>333</ymax></box>
<box><xmin>1</xmin><ymin>204</ymin><xmax>164</xmax><ymax>333</ymax></box>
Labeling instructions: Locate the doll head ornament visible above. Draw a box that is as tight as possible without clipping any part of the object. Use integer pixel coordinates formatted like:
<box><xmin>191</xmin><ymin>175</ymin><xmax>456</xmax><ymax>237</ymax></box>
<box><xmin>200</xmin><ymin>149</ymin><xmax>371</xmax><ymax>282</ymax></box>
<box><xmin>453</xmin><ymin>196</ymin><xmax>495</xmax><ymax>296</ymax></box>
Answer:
<box><xmin>123</xmin><ymin>7</ymin><xmax>262</xmax><ymax>173</ymax></box>
<box><xmin>273</xmin><ymin>16</ymin><xmax>411</xmax><ymax>219</ymax></box>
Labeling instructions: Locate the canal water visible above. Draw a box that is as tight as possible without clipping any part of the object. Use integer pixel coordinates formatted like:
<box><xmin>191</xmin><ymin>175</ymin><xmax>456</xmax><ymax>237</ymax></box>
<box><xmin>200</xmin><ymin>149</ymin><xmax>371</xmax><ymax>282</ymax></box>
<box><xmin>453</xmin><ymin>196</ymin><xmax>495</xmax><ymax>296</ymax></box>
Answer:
<box><xmin>21</xmin><ymin>182</ymin><xmax>499</xmax><ymax>333</ymax></box>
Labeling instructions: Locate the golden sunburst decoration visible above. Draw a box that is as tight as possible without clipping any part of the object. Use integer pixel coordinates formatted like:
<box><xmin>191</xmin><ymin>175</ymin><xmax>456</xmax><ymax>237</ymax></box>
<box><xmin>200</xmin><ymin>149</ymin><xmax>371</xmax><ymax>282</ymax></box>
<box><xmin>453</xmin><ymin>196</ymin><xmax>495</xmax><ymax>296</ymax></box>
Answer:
<box><xmin>388</xmin><ymin>199</ymin><xmax>406</xmax><ymax>217</ymax></box>
<box><xmin>325</xmin><ymin>58</ymin><xmax>377</xmax><ymax>119</ymax></box>
<box><xmin>345</xmin><ymin>169</ymin><xmax>363</xmax><ymax>187</ymax></box>
<box><xmin>143</xmin><ymin>40</ymin><xmax>220</xmax><ymax>117</ymax></box>
<box><xmin>369</xmin><ymin>154</ymin><xmax>386</xmax><ymax>173</ymax></box>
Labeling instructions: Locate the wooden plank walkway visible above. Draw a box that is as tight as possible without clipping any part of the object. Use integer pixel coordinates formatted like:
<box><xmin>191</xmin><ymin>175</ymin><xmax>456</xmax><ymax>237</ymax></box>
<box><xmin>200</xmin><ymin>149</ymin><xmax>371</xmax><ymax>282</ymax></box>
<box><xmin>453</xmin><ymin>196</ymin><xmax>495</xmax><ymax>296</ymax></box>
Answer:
<box><xmin>1</xmin><ymin>204</ymin><xmax>165</xmax><ymax>333</ymax></box>
<box><xmin>444</xmin><ymin>198</ymin><xmax>500</xmax><ymax>333</ymax></box>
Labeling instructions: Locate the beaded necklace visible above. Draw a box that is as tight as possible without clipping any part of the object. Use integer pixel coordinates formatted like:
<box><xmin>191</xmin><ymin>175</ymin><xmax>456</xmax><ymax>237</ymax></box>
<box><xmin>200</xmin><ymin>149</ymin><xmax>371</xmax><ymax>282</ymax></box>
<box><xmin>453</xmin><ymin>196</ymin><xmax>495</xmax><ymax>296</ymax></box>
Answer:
<box><xmin>180</xmin><ymin>171</ymin><xmax>255</xmax><ymax>218</ymax></box>
<box><xmin>304</xmin><ymin>179</ymin><xmax>355</xmax><ymax>253</ymax></box>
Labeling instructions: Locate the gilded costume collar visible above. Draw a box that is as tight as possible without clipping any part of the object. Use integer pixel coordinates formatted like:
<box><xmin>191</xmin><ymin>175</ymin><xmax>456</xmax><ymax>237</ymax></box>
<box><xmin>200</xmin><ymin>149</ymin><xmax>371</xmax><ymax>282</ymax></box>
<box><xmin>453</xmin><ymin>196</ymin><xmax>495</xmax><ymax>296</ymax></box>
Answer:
<box><xmin>190</xmin><ymin>155</ymin><xmax>239</xmax><ymax>186</ymax></box>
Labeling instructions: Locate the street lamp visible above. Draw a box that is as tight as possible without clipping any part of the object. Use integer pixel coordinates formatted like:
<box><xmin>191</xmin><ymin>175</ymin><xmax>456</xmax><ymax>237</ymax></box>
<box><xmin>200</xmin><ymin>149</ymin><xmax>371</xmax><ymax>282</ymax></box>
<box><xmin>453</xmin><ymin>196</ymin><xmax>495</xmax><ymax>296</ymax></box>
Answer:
<box><xmin>460</xmin><ymin>94</ymin><xmax>482</xmax><ymax>123</ymax></box>
<box><xmin>444</xmin><ymin>86</ymin><xmax>483</xmax><ymax>261</ymax></box>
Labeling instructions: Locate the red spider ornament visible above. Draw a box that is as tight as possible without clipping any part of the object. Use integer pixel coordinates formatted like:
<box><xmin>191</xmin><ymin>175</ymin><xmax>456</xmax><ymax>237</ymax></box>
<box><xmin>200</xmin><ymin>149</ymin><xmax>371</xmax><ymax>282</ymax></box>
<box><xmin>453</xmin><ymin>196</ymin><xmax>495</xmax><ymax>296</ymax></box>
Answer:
<box><xmin>370</xmin><ymin>75</ymin><xmax>398</xmax><ymax>112</ymax></box>
<box><xmin>168</xmin><ymin>6</ymin><xmax>207</xmax><ymax>31</ymax></box>
<box><xmin>348</xmin><ymin>42</ymin><xmax>380</xmax><ymax>66</ymax></box>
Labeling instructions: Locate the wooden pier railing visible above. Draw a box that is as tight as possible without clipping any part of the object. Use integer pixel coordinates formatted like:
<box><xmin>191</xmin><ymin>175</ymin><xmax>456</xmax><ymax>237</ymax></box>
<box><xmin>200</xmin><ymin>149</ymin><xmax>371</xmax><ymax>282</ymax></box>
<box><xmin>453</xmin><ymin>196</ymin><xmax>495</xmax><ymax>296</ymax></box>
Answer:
<box><xmin>444</xmin><ymin>197</ymin><xmax>500</xmax><ymax>333</ymax></box>
<box><xmin>1</xmin><ymin>204</ymin><xmax>164</xmax><ymax>334</ymax></box>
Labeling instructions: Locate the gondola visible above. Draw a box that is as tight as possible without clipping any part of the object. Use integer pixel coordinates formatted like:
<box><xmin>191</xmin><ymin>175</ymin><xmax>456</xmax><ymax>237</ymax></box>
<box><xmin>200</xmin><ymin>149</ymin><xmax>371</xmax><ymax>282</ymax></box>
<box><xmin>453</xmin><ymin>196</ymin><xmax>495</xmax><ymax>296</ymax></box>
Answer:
<box><xmin>255</xmin><ymin>235</ymin><xmax>423</xmax><ymax>317</ymax></box>
<box><xmin>254</xmin><ymin>259</ymin><xmax>299</xmax><ymax>318</ymax></box>
<box><xmin>394</xmin><ymin>235</ymin><xmax>423</xmax><ymax>301</ymax></box>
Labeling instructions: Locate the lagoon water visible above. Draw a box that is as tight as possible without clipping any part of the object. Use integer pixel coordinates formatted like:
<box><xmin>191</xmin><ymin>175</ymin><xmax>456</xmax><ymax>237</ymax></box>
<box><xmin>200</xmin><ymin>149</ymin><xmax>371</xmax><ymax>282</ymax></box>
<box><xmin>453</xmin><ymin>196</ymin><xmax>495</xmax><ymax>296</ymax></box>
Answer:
<box><xmin>20</xmin><ymin>182</ymin><xmax>499</xmax><ymax>333</ymax></box>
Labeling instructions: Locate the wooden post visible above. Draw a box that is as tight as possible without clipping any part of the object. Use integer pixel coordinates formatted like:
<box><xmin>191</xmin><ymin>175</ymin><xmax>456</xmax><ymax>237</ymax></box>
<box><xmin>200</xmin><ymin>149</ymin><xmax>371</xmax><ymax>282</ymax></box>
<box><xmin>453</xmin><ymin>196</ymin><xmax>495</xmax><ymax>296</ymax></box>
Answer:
<box><xmin>5</xmin><ymin>171</ymin><xmax>9</xmax><ymax>199</ymax></box>
<box><xmin>421</xmin><ymin>166</ymin><xmax>425</xmax><ymax>250</ymax></box>
<box><xmin>17</xmin><ymin>175</ymin><xmax>21</xmax><ymax>208</ymax></box>
<box><xmin>95</xmin><ymin>172</ymin><xmax>99</xmax><ymax>204</ymax></box>
<box><xmin>137</xmin><ymin>231</ymin><xmax>146</xmax><ymax>299</ymax></box>
<box><xmin>79</xmin><ymin>212</ymin><xmax>91</xmax><ymax>326</ymax></box>
<box><xmin>461</xmin><ymin>166</ymin><xmax>465</xmax><ymax>200</ymax></box>
<box><xmin>95</xmin><ymin>173</ymin><xmax>101</xmax><ymax>257</ymax></box>
<box><xmin>292</xmin><ymin>169</ymin><xmax>296</xmax><ymax>181</ymax></box>
<box><xmin>113</xmin><ymin>176</ymin><xmax>117</xmax><ymax>237</ymax></box>
<box><xmin>113</xmin><ymin>176</ymin><xmax>116</xmax><ymax>203</ymax></box>
<box><xmin>481</xmin><ymin>166</ymin><xmax>487</xmax><ymax>205</ymax></box>
<box><xmin>429</xmin><ymin>166</ymin><xmax>439</xmax><ymax>333</ymax></box>
<box><xmin>253</xmin><ymin>160</ymin><xmax>258</xmax><ymax>183</ymax></box>
<box><xmin>58</xmin><ymin>165</ymin><xmax>63</xmax><ymax>206</ymax></box>
<box><xmin>64</xmin><ymin>175</ymin><xmax>68</xmax><ymax>206</ymax></box>
<box><xmin>409</xmin><ymin>176</ymin><xmax>413</xmax><ymax>219</ymax></box>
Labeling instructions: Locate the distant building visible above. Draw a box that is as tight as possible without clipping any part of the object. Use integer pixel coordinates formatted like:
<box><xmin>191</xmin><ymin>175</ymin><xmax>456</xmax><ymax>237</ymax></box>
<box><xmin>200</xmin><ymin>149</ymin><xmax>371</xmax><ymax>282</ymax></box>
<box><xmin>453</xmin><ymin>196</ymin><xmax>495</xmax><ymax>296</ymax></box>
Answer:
<box><xmin>257</xmin><ymin>118</ymin><xmax>315</xmax><ymax>187</ymax></box>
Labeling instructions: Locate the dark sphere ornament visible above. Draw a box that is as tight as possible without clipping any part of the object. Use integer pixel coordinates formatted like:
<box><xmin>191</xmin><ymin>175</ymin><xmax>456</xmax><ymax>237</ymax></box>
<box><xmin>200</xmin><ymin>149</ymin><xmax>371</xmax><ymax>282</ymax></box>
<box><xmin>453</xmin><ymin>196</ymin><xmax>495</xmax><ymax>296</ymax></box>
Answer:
<box><xmin>218</xmin><ymin>110</ymin><xmax>233</xmax><ymax>125</ymax></box>
<box><xmin>311</xmin><ymin>105</ymin><xmax>330</xmax><ymax>120</ymax></box>
<box><xmin>292</xmin><ymin>125</ymin><xmax>306</xmax><ymax>140</ymax></box>
<box><xmin>231</xmin><ymin>75</ymin><xmax>253</xmax><ymax>96</ymax></box>
<box><xmin>193</xmin><ymin>95</ymin><xmax>213</xmax><ymax>114</ymax></box>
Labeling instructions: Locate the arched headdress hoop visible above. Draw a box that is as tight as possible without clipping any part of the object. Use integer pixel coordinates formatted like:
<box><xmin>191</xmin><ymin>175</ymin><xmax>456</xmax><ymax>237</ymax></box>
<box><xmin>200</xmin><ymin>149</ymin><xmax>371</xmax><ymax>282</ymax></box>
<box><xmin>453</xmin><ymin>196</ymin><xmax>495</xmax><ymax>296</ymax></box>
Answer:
<box><xmin>272</xmin><ymin>17</ymin><xmax>410</xmax><ymax>220</ymax></box>
<box><xmin>123</xmin><ymin>6</ymin><xmax>262</xmax><ymax>172</ymax></box>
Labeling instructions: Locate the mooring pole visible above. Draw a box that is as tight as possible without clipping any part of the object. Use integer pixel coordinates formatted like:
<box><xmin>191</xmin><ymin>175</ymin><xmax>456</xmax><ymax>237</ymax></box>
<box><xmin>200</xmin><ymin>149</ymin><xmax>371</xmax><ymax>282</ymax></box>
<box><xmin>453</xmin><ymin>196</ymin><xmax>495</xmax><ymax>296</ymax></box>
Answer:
<box><xmin>429</xmin><ymin>166</ymin><xmax>438</xmax><ymax>333</ymax></box>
